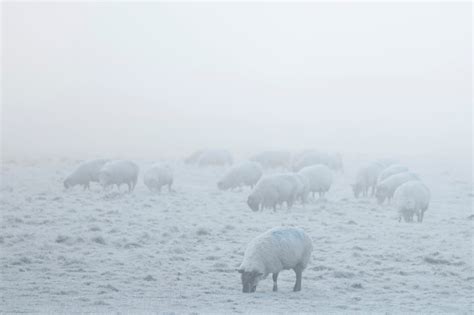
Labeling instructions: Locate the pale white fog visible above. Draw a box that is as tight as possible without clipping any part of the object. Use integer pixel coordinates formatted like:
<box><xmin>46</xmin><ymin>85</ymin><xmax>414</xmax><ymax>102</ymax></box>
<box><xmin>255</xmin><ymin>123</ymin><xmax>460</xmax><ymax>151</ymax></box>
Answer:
<box><xmin>1</xmin><ymin>2</ymin><xmax>472</xmax><ymax>314</ymax></box>
<box><xmin>3</xmin><ymin>2</ymin><xmax>472</xmax><ymax>159</ymax></box>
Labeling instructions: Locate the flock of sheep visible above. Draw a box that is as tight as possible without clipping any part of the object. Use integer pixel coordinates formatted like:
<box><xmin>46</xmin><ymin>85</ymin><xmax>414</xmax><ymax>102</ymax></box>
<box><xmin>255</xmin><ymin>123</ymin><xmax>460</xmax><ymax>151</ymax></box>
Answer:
<box><xmin>63</xmin><ymin>149</ymin><xmax>431</xmax><ymax>293</ymax></box>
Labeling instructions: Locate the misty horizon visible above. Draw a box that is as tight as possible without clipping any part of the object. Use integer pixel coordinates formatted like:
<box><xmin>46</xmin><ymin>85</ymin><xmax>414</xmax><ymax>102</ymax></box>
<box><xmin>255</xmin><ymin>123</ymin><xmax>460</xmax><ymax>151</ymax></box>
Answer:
<box><xmin>2</xmin><ymin>2</ymin><xmax>472</xmax><ymax>160</ymax></box>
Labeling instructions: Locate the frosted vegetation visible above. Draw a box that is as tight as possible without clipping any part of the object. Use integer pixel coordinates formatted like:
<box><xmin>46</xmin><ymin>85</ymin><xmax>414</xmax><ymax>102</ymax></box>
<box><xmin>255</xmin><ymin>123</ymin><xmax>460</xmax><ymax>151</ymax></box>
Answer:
<box><xmin>1</xmin><ymin>152</ymin><xmax>472</xmax><ymax>313</ymax></box>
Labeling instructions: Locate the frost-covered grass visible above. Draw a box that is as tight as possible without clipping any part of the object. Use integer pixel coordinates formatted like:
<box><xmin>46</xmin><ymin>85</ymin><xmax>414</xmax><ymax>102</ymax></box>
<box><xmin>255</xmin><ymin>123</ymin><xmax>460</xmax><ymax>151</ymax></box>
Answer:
<box><xmin>0</xmin><ymin>157</ymin><xmax>472</xmax><ymax>313</ymax></box>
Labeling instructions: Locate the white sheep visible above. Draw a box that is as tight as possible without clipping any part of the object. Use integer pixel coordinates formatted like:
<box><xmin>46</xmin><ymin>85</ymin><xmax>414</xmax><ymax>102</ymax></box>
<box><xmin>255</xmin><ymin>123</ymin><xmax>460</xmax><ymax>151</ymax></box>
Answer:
<box><xmin>197</xmin><ymin>149</ymin><xmax>233</xmax><ymax>167</ymax></box>
<box><xmin>298</xmin><ymin>164</ymin><xmax>333</xmax><ymax>199</ymax></box>
<box><xmin>63</xmin><ymin>159</ymin><xmax>109</xmax><ymax>190</ymax></box>
<box><xmin>294</xmin><ymin>174</ymin><xmax>310</xmax><ymax>204</ymax></box>
<box><xmin>377</xmin><ymin>164</ymin><xmax>409</xmax><ymax>183</ymax></box>
<box><xmin>352</xmin><ymin>161</ymin><xmax>386</xmax><ymax>198</ymax></box>
<box><xmin>393</xmin><ymin>180</ymin><xmax>430</xmax><ymax>222</ymax></box>
<box><xmin>238</xmin><ymin>226</ymin><xmax>313</xmax><ymax>293</ymax></box>
<box><xmin>247</xmin><ymin>174</ymin><xmax>299</xmax><ymax>212</ymax></box>
<box><xmin>292</xmin><ymin>150</ymin><xmax>343</xmax><ymax>173</ymax></box>
<box><xmin>144</xmin><ymin>164</ymin><xmax>173</xmax><ymax>192</ymax></box>
<box><xmin>217</xmin><ymin>161</ymin><xmax>263</xmax><ymax>191</ymax></box>
<box><xmin>250</xmin><ymin>151</ymin><xmax>291</xmax><ymax>170</ymax></box>
<box><xmin>292</xmin><ymin>150</ymin><xmax>326</xmax><ymax>172</ymax></box>
<box><xmin>98</xmin><ymin>160</ymin><xmax>139</xmax><ymax>192</ymax></box>
<box><xmin>375</xmin><ymin>171</ymin><xmax>419</xmax><ymax>204</ymax></box>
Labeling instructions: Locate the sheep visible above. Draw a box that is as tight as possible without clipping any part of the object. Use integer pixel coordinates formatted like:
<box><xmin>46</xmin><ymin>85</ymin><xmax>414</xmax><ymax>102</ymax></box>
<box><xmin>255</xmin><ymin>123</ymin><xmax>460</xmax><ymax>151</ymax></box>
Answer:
<box><xmin>294</xmin><ymin>174</ymin><xmax>310</xmax><ymax>204</ymax></box>
<box><xmin>63</xmin><ymin>159</ymin><xmax>109</xmax><ymax>190</ymax></box>
<box><xmin>250</xmin><ymin>151</ymin><xmax>291</xmax><ymax>170</ymax></box>
<box><xmin>298</xmin><ymin>164</ymin><xmax>333</xmax><ymax>199</ymax></box>
<box><xmin>352</xmin><ymin>161</ymin><xmax>386</xmax><ymax>198</ymax></box>
<box><xmin>144</xmin><ymin>164</ymin><xmax>173</xmax><ymax>193</ymax></box>
<box><xmin>197</xmin><ymin>149</ymin><xmax>233</xmax><ymax>167</ymax></box>
<box><xmin>217</xmin><ymin>161</ymin><xmax>263</xmax><ymax>191</ymax></box>
<box><xmin>292</xmin><ymin>150</ymin><xmax>326</xmax><ymax>172</ymax></box>
<box><xmin>98</xmin><ymin>160</ymin><xmax>139</xmax><ymax>192</ymax></box>
<box><xmin>238</xmin><ymin>226</ymin><xmax>313</xmax><ymax>293</ymax></box>
<box><xmin>377</xmin><ymin>164</ymin><xmax>409</xmax><ymax>183</ymax></box>
<box><xmin>375</xmin><ymin>171</ymin><xmax>419</xmax><ymax>204</ymax></box>
<box><xmin>393</xmin><ymin>180</ymin><xmax>430</xmax><ymax>222</ymax></box>
<box><xmin>247</xmin><ymin>174</ymin><xmax>300</xmax><ymax>212</ymax></box>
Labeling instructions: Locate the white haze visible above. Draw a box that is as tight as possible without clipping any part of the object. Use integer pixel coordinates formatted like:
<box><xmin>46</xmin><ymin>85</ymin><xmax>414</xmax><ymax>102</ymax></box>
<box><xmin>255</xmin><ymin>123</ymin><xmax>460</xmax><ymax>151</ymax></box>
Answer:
<box><xmin>2</xmin><ymin>2</ymin><xmax>472</xmax><ymax>160</ymax></box>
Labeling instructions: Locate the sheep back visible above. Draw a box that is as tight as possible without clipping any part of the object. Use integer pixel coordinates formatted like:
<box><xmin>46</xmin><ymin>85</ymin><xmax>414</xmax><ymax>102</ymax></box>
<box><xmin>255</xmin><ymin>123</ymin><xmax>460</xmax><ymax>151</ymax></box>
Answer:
<box><xmin>239</xmin><ymin>227</ymin><xmax>313</xmax><ymax>276</ymax></box>
<box><xmin>64</xmin><ymin>159</ymin><xmax>109</xmax><ymax>188</ymax></box>
<box><xmin>99</xmin><ymin>160</ymin><xmax>139</xmax><ymax>189</ymax></box>
<box><xmin>298</xmin><ymin>164</ymin><xmax>333</xmax><ymax>194</ymax></box>
<box><xmin>218</xmin><ymin>161</ymin><xmax>262</xmax><ymax>190</ymax></box>
<box><xmin>394</xmin><ymin>180</ymin><xmax>430</xmax><ymax>222</ymax></box>
<box><xmin>144</xmin><ymin>164</ymin><xmax>173</xmax><ymax>192</ymax></box>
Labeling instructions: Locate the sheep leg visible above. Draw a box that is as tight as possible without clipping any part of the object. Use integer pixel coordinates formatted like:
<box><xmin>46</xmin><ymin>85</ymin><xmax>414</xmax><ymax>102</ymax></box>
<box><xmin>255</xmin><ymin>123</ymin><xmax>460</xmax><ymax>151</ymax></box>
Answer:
<box><xmin>293</xmin><ymin>266</ymin><xmax>303</xmax><ymax>292</ymax></box>
<box><xmin>287</xmin><ymin>198</ymin><xmax>294</xmax><ymax>210</ymax></box>
<box><xmin>272</xmin><ymin>272</ymin><xmax>279</xmax><ymax>292</ymax></box>
<box><xmin>127</xmin><ymin>182</ymin><xmax>132</xmax><ymax>192</ymax></box>
<box><xmin>417</xmin><ymin>210</ymin><xmax>425</xmax><ymax>223</ymax></box>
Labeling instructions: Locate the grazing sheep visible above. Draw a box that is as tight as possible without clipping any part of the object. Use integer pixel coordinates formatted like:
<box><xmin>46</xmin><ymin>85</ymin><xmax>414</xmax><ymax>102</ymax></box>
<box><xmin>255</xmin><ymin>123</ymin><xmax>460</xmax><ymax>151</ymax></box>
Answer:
<box><xmin>238</xmin><ymin>227</ymin><xmax>313</xmax><ymax>293</ymax></box>
<box><xmin>250</xmin><ymin>151</ymin><xmax>291</xmax><ymax>170</ymax></box>
<box><xmin>98</xmin><ymin>160</ymin><xmax>139</xmax><ymax>192</ymax></box>
<box><xmin>377</xmin><ymin>164</ymin><xmax>409</xmax><ymax>183</ymax></box>
<box><xmin>247</xmin><ymin>174</ymin><xmax>299</xmax><ymax>212</ymax></box>
<box><xmin>144</xmin><ymin>164</ymin><xmax>173</xmax><ymax>192</ymax></box>
<box><xmin>352</xmin><ymin>161</ymin><xmax>386</xmax><ymax>198</ymax></box>
<box><xmin>375</xmin><ymin>172</ymin><xmax>419</xmax><ymax>204</ymax></box>
<box><xmin>298</xmin><ymin>164</ymin><xmax>333</xmax><ymax>199</ymax></box>
<box><xmin>292</xmin><ymin>150</ymin><xmax>343</xmax><ymax>173</ymax></box>
<box><xmin>295</xmin><ymin>174</ymin><xmax>310</xmax><ymax>204</ymax></box>
<box><xmin>63</xmin><ymin>159</ymin><xmax>109</xmax><ymax>190</ymax></box>
<box><xmin>197</xmin><ymin>149</ymin><xmax>233</xmax><ymax>167</ymax></box>
<box><xmin>292</xmin><ymin>151</ymin><xmax>326</xmax><ymax>172</ymax></box>
<box><xmin>217</xmin><ymin>161</ymin><xmax>263</xmax><ymax>191</ymax></box>
<box><xmin>393</xmin><ymin>180</ymin><xmax>430</xmax><ymax>222</ymax></box>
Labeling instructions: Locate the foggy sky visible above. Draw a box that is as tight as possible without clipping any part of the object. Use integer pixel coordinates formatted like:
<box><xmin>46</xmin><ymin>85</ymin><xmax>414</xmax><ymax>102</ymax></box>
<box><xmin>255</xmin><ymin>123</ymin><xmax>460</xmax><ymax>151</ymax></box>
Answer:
<box><xmin>2</xmin><ymin>2</ymin><xmax>472</xmax><ymax>160</ymax></box>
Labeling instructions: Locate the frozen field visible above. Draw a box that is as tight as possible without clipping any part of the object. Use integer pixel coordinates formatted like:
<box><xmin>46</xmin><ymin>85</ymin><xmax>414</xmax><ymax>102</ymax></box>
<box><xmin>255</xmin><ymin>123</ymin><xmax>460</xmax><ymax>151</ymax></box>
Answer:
<box><xmin>1</xmin><ymin>157</ymin><xmax>472</xmax><ymax>313</ymax></box>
